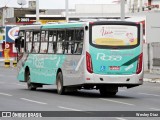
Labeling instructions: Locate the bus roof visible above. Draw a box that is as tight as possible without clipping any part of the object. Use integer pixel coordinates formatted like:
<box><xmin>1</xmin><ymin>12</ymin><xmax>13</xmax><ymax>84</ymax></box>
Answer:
<box><xmin>41</xmin><ymin>22</ymin><xmax>85</xmax><ymax>29</ymax></box>
<box><xmin>19</xmin><ymin>25</ymin><xmax>42</xmax><ymax>31</ymax></box>
<box><xmin>18</xmin><ymin>21</ymin><xmax>139</xmax><ymax>31</ymax></box>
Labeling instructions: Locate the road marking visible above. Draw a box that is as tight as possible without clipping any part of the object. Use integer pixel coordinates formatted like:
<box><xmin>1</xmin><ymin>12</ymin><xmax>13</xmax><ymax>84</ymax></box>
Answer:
<box><xmin>100</xmin><ymin>98</ymin><xmax>135</xmax><ymax>106</ymax></box>
<box><xmin>11</xmin><ymin>83</ymin><xmax>26</xmax><ymax>86</ymax></box>
<box><xmin>20</xmin><ymin>98</ymin><xmax>47</xmax><ymax>105</ymax></box>
<box><xmin>150</xmin><ymin>108</ymin><xmax>160</xmax><ymax>111</ymax></box>
<box><xmin>139</xmin><ymin>93</ymin><xmax>160</xmax><ymax>97</ymax></box>
<box><xmin>0</xmin><ymin>92</ymin><xmax>13</xmax><ymax>96</ymax></box>
<box><xmin>116</xmin><ymin>118</ymin><xmax>127</xmax><ymax>120</ymax></box>
<box><xmin>0</xmin><ymin>82</ymin><xmax>25</xmax><ymax>86</ymax></box>
<box><xmin>58</xmin><ymin>106</ymin><xmax>82</xmax><ymax>111</ymax></box>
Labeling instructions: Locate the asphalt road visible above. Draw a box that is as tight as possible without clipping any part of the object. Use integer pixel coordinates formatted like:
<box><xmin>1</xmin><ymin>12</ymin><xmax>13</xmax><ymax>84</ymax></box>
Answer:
<box><xmin>0</xmin><ymin>67</ymin><xmax>160</xmax><ymax>120</ymax></box>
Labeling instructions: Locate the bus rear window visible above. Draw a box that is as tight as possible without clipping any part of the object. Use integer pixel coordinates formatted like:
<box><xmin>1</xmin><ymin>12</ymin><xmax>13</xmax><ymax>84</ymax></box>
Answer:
<box><xmin>92</xmin><ymin>25</ymin><xmax>138</xmax><ymax>47</ymax></box>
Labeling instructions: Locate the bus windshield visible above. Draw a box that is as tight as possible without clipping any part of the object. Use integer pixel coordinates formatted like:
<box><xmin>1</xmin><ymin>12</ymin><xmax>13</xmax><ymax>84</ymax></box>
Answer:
<box><xmin>91</xmin><ymin>25</ymin><xmax>138</xmax><ymax>47</ymax></box>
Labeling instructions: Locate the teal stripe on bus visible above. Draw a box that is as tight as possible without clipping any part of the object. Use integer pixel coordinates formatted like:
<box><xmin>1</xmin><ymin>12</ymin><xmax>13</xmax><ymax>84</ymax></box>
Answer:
<box><xmin>42</xmin><ymin>23</ymin><xmax>84</xmax><ymax>29</ymax></box>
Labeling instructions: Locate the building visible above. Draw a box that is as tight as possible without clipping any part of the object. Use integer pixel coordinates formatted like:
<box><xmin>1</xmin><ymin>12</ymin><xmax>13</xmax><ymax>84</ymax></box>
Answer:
<box><xmin>128</xmin><ymin>0</ymin><xmax>160</xmax><ymax>13</ymax></box>
<box><xmin>0</xmin><ymin>1</ymin><xmax>74</xmax><ymax>58</ymax></box>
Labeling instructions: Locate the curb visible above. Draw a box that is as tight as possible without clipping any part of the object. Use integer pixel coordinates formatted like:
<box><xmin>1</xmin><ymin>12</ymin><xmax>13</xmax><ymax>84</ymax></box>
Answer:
<box><xmin>144</xmin><ymin>78</ymin><xmax>160</xmax><ymax>83</ymax></box>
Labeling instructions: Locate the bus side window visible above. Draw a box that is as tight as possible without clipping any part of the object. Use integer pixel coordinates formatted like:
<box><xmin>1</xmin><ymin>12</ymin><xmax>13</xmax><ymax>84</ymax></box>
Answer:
<box><xmin>25</xmin><ymin>31</ymin><xmax>33</xmax><ymax>53</ymax></box>
<box><xmin>53</xmin><ymin>31</ymin><xmax>58</xmax><ymax>54</ymax></box>
<box><xmin>48</xmin><ymin>31</ymin><xmax>57</xmax><ymax>54</ymax></box>
<box><xmin>48</xmin><ymin>31</ymin><xmax>53</xmax><ymax>53</ymax></box>
<box><xmin>57</xmin><ymin>30</ymin><xmax>65</xmax><ymax>54</ymax></box>
<box><xmin>40</xmin><ymin>31</ymin><xmax>48</xmax><ymax>53</ymax></box>
<box><xmin>75</xmin><ymin>42</ymin><xmax>83</xmax><ymax>54</ymax></box>
<box><xmin>64</xmin><ymin>29</ymin><xmax>74</xmax><ymax>54</ymax></box>
<box><xmin>32</xmin><ymin>31</ymin><xmax>40</xmax><ymax>53</ymax></box>
<box><xmin>74</xmin><ymin>29</ymin><xmax>84</xmax><ymax>54</ymax></box>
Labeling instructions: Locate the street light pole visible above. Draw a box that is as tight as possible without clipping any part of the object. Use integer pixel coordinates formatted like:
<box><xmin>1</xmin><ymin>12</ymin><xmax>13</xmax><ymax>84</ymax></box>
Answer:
<box><xmin>65</xmin><ymin>0</ymin><xmax>69</xmax><ymax>22</ymax></box>
<box><xmin>120</xmin><ymin>0</ymin><xmax>125</xmax><ymax>21</ymax></box>
<box><xmin>36</xmin><ymin>0</ymin><xmax>39</xmax><ymax>22</ymax></box>
<box><xmin>2</xmin><ymin>7</ymin><xmax>7</xmax><ymax>49</ymax></box>
<box><xmin>2</xmin><ymin>7</ymin><xmax>6</xmax><ymax>27</ymax></box>
<box><xmin>139</xmin><ymin>0</ymin><xmax>143</xmax><ymax>12</ymax></box>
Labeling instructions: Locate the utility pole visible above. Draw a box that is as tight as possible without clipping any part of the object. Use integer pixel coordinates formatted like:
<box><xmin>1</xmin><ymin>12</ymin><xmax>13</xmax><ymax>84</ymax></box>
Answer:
<box><xmin>65</xmin><ymin>0</ymin><xmax>69</xmax><ymax>22</ymax></box>
<box><xmin>139</xmin><ymin>0</ymin><xmax>143</xmax><ymax>12</ymax></box>
<box><xmin>129</xmin><ymin>0</ymin><xmax>132</xmax><ymax>13</ymax></box>
<box><xmin>134</xmin><ymin>0</ymin><xmax>138</xmax><ymax>12</ymax></box>
<box><xmin>2</xmin><ymin>6</ymin><xmax>7</xmax><ymax>49</ymax></box>
<box><xmin>120</xmin><ymin>0</ymin><xmax>125</xmax><ymax>21</ymax></box>
<box><xmin>36</xmin><ymin>0</ymin><xmax>39</xmax><ymax>22</ymax></box>
<box><xmin>2</xmin><ymin>7</ymin><xmax>6</xmax><ymax>26</ymax></box>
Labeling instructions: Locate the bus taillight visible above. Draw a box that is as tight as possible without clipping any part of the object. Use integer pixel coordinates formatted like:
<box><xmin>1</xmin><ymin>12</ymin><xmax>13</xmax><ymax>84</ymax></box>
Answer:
<box><xmin>136</xmin><ymin>53</ymin><xmax>143</xmax><ymax>74</ymax></box>
<box><xmin>86</xmin><ymin>52</ymin><xmax>93</xmax><ymax>73</ymax></box>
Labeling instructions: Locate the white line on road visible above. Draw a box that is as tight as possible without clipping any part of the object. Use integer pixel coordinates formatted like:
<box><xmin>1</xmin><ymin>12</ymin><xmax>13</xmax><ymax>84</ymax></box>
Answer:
<box><xmin>0</xmin><ymin>82</ymin><xmax>26</xmax><ymax>86</ymax></box>
<box><xmin>116</xmin><ymin>118</ymin><xmax>127</xmax><ymax>120</ymax></box>
<box><xmin>139</xmin><ymin>93</ymin><xmax>160</xmax><ymax>97</ymax></box>
<box><xmin>0</xmin><ymin>92</ymin><xmax>13</xmax><ymax>96</ymax></box>
<box><xmin>100</xmin><ymin>98</ymin><xmax>135</xmax><ymax>106</ymax></box>
<box><xmin>150</xmin><ymin>108</ymin><xmax>160</xmax><ymax>111</ymax></box>
<box><xmin>20</xmin><ymin>98</ymin><xmax>47</xmax><ymax>105</ymax></box>
<box><xmin>11</xmin><ymin>83</ymin><xmax>26</xmax><ymax>86</ymax></box>
<box><xmin>58</xmin><ymin>106</ymin><xmax>82</xmax><ymax>111</ymax></box>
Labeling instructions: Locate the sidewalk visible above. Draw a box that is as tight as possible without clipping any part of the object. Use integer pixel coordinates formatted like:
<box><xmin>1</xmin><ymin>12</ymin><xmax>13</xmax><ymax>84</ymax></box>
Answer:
<box><xmin>144</xmin><ymin>71</ymin><xmax>160</xmax><ymax>83</ymax></box>
<box><xmin>0</xmin><ymin>57</ymin><xmax>15</xmax><ymax>61</ymax></box>
<box><xmin>0</xmin><ymin>57</ymin><xmax>15</xmax><ymax>67</ymax></box>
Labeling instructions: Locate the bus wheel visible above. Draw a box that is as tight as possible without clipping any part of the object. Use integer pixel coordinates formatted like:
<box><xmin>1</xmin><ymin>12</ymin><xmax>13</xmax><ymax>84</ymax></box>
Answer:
<box><xmin>26</xmin><ymin>72</ymin><xmax>37</xmax><ymax>90</ymax></box>
<box><xmin>57</xmin><ymin>72</ymin><xmax>65</xmax><ymax>95</ymax></box>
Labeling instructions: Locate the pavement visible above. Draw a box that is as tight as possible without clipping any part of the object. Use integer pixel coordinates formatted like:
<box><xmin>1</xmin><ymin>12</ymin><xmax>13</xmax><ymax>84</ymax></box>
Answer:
<box><xmin>0</xmin><ymin>57</ymin><xmax>16</xmax><ymax>67</ymax></box>
<box><xmin>144</xmin><ymin>71</ymin><xmax>160</xmax><ymax>83</ymax></box>
<box><xmin>0</xmin><ymin>57</ymin><xmax>160</xmax><ymax>83</ymax></box>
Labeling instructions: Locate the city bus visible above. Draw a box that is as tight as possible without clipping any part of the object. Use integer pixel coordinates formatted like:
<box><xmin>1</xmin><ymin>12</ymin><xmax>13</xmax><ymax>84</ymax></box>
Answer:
<box><xmin>15</xmin><ymin>21</ymin><xmax>143</xmax><ymax>96</ymax></box>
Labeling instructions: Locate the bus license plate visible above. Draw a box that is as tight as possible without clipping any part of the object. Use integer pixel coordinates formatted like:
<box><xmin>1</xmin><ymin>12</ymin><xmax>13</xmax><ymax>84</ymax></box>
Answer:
<box><xmin>110</xmin><ymin>66</ymin><xmax>120</xmax><ymax>70</ymax></box>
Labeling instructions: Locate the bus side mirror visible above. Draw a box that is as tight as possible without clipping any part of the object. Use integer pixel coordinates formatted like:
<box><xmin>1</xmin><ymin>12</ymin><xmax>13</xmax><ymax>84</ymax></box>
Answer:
<box><xmin>15</xmin><ymin>37</ymin><xmax>21</xmax><ymax>48</ymax></box>
<box><xmin>21</xmin><ymin>39</ymin><xmax>24</xmax><ymax>48</ymax></box>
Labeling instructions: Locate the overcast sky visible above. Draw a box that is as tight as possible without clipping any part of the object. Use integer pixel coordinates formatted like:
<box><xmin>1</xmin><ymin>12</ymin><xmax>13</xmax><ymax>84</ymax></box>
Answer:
<box><xmin>0</xmin><ymin>0</ymin><xmax>117</xmax><ymax>9</ymax></box>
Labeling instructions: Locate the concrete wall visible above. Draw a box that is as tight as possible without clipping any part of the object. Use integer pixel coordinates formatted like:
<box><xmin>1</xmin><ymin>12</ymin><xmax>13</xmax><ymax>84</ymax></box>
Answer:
<box><xmin>143</xmin><ymin>43</ymin><xmax>149</xmax><ymax>71</ymax></box>
<box><xmin>146</xmin><ymin>12</ymin><xmax>160</xmax><ymax>43</ymax></box>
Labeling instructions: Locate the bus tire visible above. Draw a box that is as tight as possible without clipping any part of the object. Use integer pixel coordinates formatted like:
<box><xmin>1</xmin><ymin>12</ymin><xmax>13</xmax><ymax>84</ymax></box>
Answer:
<box><xmin>26</xmin><ymin>71</ymin><xmax>37</xmax><ymax>91</ymax></box>
<box><xmin>57</xmin><ymin>72</ymin><xmax>65</xmax><ymax>95</ymax></box>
